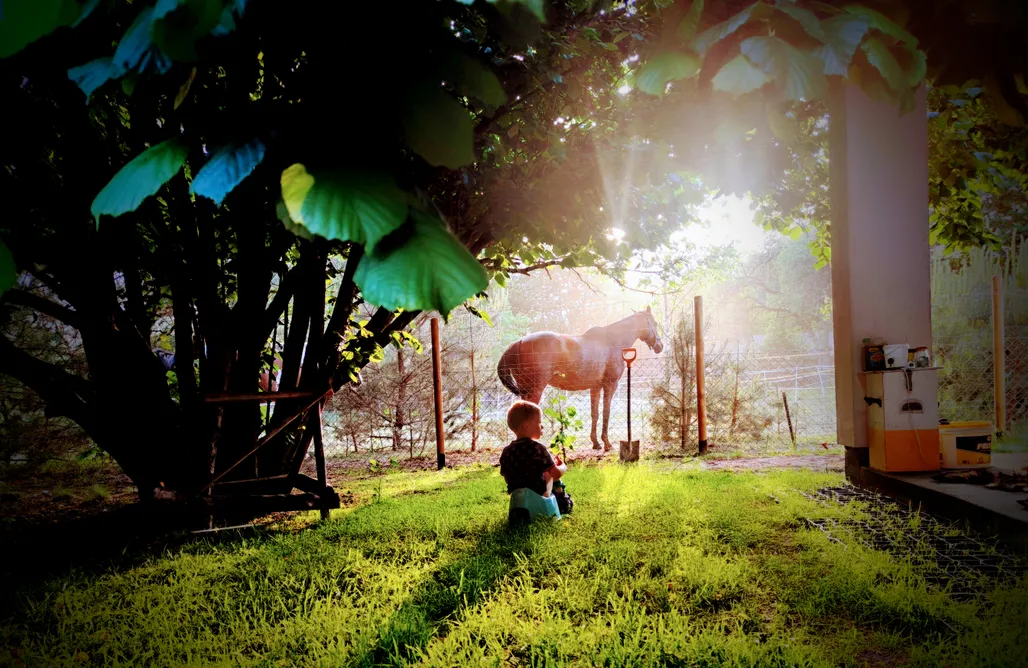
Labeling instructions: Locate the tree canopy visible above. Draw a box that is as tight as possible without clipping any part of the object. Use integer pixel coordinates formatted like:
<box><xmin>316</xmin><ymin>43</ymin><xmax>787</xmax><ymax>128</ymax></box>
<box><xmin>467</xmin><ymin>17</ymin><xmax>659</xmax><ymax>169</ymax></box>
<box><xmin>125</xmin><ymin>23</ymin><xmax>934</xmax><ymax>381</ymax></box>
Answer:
<box><xmin>1</xmin><ymin>0</ymin><xmax>1026</xmax><ymax>497</ymax></box>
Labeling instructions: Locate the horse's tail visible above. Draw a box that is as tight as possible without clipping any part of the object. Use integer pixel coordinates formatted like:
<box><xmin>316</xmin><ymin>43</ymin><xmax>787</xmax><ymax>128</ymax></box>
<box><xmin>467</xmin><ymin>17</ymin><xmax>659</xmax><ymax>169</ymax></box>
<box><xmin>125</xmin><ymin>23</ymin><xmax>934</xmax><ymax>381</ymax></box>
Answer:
<box><xmin>497</xmin><ymin>342</ymin><xmax>522</xmax><ymax>397</ymax></box>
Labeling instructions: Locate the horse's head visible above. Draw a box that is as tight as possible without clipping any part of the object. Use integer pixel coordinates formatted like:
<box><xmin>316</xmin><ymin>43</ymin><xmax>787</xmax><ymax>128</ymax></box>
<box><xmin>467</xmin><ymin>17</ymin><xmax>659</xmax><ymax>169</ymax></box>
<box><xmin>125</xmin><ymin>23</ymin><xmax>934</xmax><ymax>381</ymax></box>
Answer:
<box><xmin>639</xmin><ymin>306</ymin><xmax>663</xmax><ymax>354</ymax></box>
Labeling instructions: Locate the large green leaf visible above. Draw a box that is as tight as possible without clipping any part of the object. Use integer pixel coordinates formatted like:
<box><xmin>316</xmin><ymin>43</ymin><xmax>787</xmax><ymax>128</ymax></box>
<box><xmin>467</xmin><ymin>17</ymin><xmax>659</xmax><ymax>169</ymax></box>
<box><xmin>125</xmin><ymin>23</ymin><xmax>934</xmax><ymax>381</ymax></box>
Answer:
<box><xmin>210</xmin><ymin>0</ymin><xmax>247</xmax><ymax>36</ymax></box>
<box><xmin>91</xmin><ymin>139</ymin><xmax>189</xmax><ymax>221</ymax></box>
<box><xmin>711</xmin><ymin>54</ymin><xmax>769</xmax><ymax>96</ymax></box>
<box><xmin>276</xmin><ymin>201</ymin><xmax>315</xmax><ymax>240</ymax></box>
<box><xmin>401</xmin><ymin>88</ymin><xmax>476</xmax><ymax>169</ymax></box>
<box><xmin>279</xmin><ymin>165</ymin><xmax>409</xmax><ymax>254</ymax></box>
<box><xmin>741</xmin><ymin>36</ymin><xmax>827</xmax><ymax>101</ymax></box>
<box><xmin>72</xmin><ymin>0</ymin><xmax>101</xmax><ymax>27</ymax></box>
<box><xmin>152</xmin><ymin>0</ymin><xmax>225</xmax><ymax>61</ymax></box>
<box><xmin>813</xmin><ymin>14</ymin><xmax>870</xmax><ymax>76</ymax></box>
<box><xmin>692</xmin><ymin>1</ymin><xmax>771</xmax><ymax>55</ymax></box>
<box><xmin>677</xmin><ymin>0</ymin><xmax>704</xmax><ymax>43</ymax></box>
<box><xmin>281</xmin><ymin>163</ymin><xmax>314</xmax><ymax>222</ymax></box>
<box><xmin>68</xmin><ymin>57</ymin><xmax>123</xmax><ymax>101</ymax></box>
<box><xmin>190</xmin><ymin>139</ymin><xmax>265</xmax><ymax>205</ymax></box>
<box><xmin>355</xmin><ymin>209</ymin><xmax>488</xmax><ymax>315</ymax></box>
<box><xmin>636</xmin><ymin>51</ymin><xmax>701</xmax><ymax>97</ymax></box>
<box><xmin>773</xmin><ymin>0</ymin><xmax>825</xmax><ymax>41</ymax></box>
<box><xmin>0</xmin><ymin>0</ymin><xmax>79</xmax><ymax>58</ymax></box>
<box><xmin>487</xmin><ymin>0</ymin><xmax>545</xmax><ymax>23</ymax></box>
<box><xmin>843</xmin><ymin>5</ymin><xmax>917</xmax><ymax>48</ymax></box>
<box><xmin>113</xmin><ymin>6</ymin><xmax>173</xmax><ymax>74</ymax></box>
<box><xmin>902</xmin><ymin>46</ymin><xmax>927</xmax><ymax>87</ymax></box>
<box><xmin>0</xmin><ymin>240</ymin><xmax>15</xmax><ymax>298</ymax></box>
<box><xmin>439</xmin><ymin>51</ymin><xmax>507</xmax><ymax>107</ymax></box>
<box><xmin>861</xmin><ymin>37</ymin><xmax>906</xmax><ymax>94</ymax></box>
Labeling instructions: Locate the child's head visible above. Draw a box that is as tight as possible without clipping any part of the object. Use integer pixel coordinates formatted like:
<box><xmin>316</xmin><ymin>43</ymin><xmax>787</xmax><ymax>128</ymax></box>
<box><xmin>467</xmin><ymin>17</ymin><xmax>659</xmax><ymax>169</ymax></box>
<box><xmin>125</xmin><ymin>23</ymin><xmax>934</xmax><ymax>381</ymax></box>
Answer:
<box><xmin>507</xmin><ymin>400</ymin><xmax>543</xmax><ymax>440</ymax></box>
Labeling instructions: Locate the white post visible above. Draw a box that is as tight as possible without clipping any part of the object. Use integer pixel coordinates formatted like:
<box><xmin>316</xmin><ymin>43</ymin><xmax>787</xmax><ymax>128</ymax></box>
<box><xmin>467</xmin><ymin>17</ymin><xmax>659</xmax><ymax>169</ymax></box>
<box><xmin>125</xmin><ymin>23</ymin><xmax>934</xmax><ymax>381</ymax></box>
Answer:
<box><xmin>829</xmin><ymin>83</ymin><xmax>932</xmax><ymax>456</ymax></box>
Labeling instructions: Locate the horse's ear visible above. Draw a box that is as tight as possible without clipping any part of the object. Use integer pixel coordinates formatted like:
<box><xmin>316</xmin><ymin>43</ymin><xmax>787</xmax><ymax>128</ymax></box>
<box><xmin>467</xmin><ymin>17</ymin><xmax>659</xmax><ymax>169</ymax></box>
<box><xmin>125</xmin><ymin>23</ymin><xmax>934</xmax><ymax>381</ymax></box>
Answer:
<box><xmin>646</xmin><ymin>305</ymin><xmax>651</xmax><ymax>313</ymax></box>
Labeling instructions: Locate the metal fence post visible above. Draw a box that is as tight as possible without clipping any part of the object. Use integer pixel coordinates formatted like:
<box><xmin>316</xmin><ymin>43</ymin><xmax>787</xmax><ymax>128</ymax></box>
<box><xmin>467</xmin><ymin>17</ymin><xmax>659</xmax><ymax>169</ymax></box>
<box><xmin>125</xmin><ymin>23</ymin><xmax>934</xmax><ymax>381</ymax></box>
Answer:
<box><xmin>993</xmin><ymin>275</ymin><xmax>1006</xmax><ymax>437</ymax></box>
<box><xmin>695</xmin><ymin>296</ymin><xmax>707</xmax><ymax>454</ymax></box>
<box><xmin>431</xmin><ymin>317</ymin><xmax>445</xmax><ymax>470</ymax></box>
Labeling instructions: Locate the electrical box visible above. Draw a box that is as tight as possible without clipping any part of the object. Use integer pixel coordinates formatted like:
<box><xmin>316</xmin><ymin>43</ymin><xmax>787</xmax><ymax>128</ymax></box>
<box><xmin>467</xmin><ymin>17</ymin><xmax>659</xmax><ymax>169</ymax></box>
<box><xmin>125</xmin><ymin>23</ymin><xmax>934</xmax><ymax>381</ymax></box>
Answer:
<box><xmin>864</xmin><ymin>369</ymin><xmax>940</xmax><ymax>472</ymax></box>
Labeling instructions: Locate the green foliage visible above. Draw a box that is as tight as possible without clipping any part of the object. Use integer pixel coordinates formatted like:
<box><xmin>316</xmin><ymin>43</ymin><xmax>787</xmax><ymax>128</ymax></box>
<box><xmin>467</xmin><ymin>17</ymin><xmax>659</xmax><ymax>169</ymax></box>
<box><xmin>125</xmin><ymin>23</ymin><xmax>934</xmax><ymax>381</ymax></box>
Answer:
<box><xmin>190</xmin><ymin>140</ymin><xmax>266</xmax><ymax>206</ymax></box>
<box><xmin>280</xmin><ymin>165</ymin><xmax>409</xmax><ymax>255</ymax></box>
<box><xmin>543</xmin><ymin>394</ymin><xmax>582</xmax><ymax>454</ymax></box>
<box><xmin>669</xmin><ymin>0</ymin><xmax>923</xmax><ymax>109</ymax></box>
<box><xmin>0</xmin><ymin>0</ymin><xmax>83</xmax><ymax>58</ymax></box>
<box><xmin>927</xmin><ymin>84</ymin><xmax>1028</xmax><ymax>254</ymax></box>
<box><xmin>90</xmin><ymin>139</ymin><xmax>189</xmax><ymax>221</ymax></box>
<box><xmin>402</xmin><ymin>87</ymin><xmax>477</xmax><ymax>169</ymax></box>
<box><xmin>67</xmin><ymin>56</ymin><xmax>121</xmax><ymax>101</ymax></box>
<box><xmin>3</xmin><ymin>465</ymin><xmax>1023</xmax><ymax>666</ymax></box>
<box><xmin>0</xmin><ymin>240</ymin><xmax>15</xmax><ymax>298</ymax></box>
<box><xmin>437</xmin><ymin>50</ymin><xmax>508</xmax><ymax>108</ymax></box>
<box><xmin>111</xmin><ymin>7</ymin><xmax>171</xmax><ymax>75</ymax></box>
<box><xmin>634</xmin><ymin>51</ymin><xmax>700</xmax><ymax>97</ymax></box>
<box><xmin>64</xmin><ymin>0</ymin><xmax>244</xmax><ymax>98</ymax></box>
<box><xmin>813</xmin><ymin>14</ymin><xmax>870</xmax><ymax>76</ymax></box>
<box><xmin>354</xmin><ymin>209</ymin><xmax>489</xmax><ymax>315</ymax></box>
<box><xmin>711</xmin><ymin>54</ymin><xmax>769</xmax><ymax>96</ymax></box>
<box><xmin>151</xmin><ymin>0</ymin><xmax>228</xmax><ymax>61</ymax></box>
<box><xmin>741</xmin><ymin>35</ymin><xmax>826</xmax><ymax>102</ymax></box>
<box><xmin>861</xmin><ymin>36</ymin><xmax>906</xmax><ymax>95</ymax></box>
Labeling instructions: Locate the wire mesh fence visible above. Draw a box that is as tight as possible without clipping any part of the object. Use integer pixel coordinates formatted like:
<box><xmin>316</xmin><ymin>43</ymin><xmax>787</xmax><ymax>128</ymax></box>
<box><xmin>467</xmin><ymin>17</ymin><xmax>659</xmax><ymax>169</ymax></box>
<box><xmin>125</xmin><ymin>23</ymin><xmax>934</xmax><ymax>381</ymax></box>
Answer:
<box><xmin>317</xmin><ymin>337</ymin><xmax>840</xmax><ymax>468</ymax></box>
<box><xmin>316</xmin><ymin>319</ymin><xmax>1028</xmax><ymax>471</ymax></box>
<box><xmin>934</xmin><ymin>328</ymin><xmax>1028</xmax><ymax>431</ymax></box>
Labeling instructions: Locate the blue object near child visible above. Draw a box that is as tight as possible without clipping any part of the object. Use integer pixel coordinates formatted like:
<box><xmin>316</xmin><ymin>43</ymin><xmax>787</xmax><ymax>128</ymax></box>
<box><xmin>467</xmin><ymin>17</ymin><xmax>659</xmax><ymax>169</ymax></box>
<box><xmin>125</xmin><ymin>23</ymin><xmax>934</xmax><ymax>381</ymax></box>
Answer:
<box><xmin>508</xmin><ymin>487</ymin><xmax>561</xmax><ymax>525</ymax></box>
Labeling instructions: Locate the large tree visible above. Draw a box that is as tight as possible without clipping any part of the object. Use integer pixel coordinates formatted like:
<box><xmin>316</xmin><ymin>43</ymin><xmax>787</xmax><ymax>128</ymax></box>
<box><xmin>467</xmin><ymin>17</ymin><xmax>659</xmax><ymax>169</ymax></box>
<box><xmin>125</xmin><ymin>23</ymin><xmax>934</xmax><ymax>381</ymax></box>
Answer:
<box><xmin>1</xmin><ymin>0</ymin><xmax>1022</xmax><ymax>499</ymax></box>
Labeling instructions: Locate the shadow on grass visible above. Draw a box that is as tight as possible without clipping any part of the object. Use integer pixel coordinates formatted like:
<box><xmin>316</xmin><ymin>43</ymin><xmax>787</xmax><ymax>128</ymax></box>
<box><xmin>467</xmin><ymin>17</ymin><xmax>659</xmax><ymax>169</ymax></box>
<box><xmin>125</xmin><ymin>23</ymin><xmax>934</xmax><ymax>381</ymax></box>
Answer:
<box><xmin>352</xmin><ymin>513</ymin><xmax>544</xmax><ymax>667</ymax></box>
<box><xmin>0</xmin><ymin>505</ymin><xmax>266</xmax><ymax>618</ymax></box>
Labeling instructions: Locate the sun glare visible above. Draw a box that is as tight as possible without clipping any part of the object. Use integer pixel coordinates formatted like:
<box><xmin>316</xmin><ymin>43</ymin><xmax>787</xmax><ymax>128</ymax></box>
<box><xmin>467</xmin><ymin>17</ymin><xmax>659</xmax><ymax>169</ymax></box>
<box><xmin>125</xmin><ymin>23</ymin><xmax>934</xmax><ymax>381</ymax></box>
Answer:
<box><xmin>675</xmin><ymin>194</ymin><xmax>769</xmax><ymax>257</ymax></box>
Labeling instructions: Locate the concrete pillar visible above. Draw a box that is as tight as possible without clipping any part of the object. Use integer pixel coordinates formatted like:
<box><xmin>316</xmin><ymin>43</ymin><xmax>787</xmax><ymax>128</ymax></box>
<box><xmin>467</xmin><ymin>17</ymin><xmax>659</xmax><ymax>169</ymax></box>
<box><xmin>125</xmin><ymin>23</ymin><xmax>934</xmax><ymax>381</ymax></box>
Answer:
<box><xmin>829</xmin><ymin>83</ymin><xmax>932</xmax><ymax>465</ymax></box>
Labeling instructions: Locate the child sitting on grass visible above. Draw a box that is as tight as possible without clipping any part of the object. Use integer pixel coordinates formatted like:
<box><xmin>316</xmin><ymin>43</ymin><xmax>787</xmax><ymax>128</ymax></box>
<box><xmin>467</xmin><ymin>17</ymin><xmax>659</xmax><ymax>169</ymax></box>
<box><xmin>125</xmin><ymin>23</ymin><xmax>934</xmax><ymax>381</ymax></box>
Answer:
<box><xmin>499</xmin><ymin>400</ymin><xmax>568</xmax><ymax>525</ymax></box>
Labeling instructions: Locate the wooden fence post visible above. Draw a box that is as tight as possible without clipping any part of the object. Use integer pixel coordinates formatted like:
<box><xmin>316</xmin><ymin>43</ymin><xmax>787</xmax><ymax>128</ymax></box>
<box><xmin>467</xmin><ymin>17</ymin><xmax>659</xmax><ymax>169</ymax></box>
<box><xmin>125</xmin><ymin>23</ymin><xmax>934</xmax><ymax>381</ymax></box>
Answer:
<box><xmin>993</xmin><ymin>275</ymin><xmax>1006</xmax><ymax>437</ymax></box>
<box><xmin>782</xmin><ymin>392</ymin><xmax>797</xmax><ymax>450</ymax></box>
<box><xmin>313</xmin><ymin>401</ymin><xmax>330</xmax><ymax>520</ymax></box>
<box><xmin>431</xmin><ymin>317</ymin><xmax>446</xmax><ymax>469</ymax></box>
<box><xmin>695</xmin><ymin>296</ymin><xmax>707</xmax><ymax>454</ymax></box>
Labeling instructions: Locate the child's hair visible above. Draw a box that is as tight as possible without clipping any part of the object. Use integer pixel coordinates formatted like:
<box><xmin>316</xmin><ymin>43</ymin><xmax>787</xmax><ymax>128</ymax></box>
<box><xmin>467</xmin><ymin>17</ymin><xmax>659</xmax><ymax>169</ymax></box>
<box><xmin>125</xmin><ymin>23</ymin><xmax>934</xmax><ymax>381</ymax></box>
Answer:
<box><xmin>506</xmin><ymin>400</ymin><xmax>542</xmax><ymax>432</ymax></box>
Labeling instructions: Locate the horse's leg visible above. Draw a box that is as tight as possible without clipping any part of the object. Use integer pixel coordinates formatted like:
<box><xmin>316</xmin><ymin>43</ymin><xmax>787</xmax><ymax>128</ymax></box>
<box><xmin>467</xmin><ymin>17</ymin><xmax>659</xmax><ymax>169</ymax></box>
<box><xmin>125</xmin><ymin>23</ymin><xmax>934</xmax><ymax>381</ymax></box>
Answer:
<box><xmin>590</xmin><ymin>387</ymin><xmax>601</xmax><ymax>449</ymax></box>
<box><xmin>601</xmin><ymin>383</ymin><xmax>614</xmax><ymax>451</ymax></box>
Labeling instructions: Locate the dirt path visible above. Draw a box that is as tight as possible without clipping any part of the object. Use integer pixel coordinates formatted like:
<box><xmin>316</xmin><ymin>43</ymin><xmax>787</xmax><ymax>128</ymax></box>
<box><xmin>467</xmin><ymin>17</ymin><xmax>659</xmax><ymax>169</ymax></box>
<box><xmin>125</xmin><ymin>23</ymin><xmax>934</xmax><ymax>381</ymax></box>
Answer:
<box><xmin>702</xmin><ymin>454</ymin><xmax>844</xmax><ymax>472</ymax></box>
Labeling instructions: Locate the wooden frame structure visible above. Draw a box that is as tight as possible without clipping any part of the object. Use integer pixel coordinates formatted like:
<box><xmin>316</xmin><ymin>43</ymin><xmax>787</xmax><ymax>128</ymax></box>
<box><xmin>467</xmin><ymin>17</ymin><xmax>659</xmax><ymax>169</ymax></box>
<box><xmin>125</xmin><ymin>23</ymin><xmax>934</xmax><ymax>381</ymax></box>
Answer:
<box><xmin>196</xmin><ymin>389</ymin><xmax>339</xmax><ymax>520</ymax></box>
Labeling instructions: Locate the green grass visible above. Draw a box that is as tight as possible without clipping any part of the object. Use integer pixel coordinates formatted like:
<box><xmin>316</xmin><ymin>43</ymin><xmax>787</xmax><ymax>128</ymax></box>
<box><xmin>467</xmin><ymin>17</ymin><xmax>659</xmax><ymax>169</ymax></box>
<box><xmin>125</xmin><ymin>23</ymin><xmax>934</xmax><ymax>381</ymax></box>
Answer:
<box><xmin>996</xmin><ymin>423</ymin><xmax>1028</xmax><ymax>453</ymax></box>
<box><xmin>2</xmin><ymin>463</ymin><xmax>1026</xmax><ymax>667</ymax></box>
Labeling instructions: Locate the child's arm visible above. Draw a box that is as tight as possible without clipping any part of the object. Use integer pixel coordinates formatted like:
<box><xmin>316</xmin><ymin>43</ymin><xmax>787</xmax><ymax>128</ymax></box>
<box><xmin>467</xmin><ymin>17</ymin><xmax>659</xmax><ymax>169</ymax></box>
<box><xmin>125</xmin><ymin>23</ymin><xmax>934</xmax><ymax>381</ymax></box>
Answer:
<box><xmin>542</xmin><ymin>471</ymin><xmax>554</xmax><ymax>498</ymax></box>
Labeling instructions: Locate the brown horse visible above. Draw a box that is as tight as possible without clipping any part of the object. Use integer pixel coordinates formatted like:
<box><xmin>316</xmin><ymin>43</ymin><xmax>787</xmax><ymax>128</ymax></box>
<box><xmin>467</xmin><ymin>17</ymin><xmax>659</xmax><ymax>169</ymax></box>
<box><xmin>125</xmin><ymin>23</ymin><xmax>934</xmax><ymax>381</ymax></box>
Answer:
<box><xmin>497</xmin><ymin>307</ymin><xmax>664</xmax><ymax>451</ymax></box>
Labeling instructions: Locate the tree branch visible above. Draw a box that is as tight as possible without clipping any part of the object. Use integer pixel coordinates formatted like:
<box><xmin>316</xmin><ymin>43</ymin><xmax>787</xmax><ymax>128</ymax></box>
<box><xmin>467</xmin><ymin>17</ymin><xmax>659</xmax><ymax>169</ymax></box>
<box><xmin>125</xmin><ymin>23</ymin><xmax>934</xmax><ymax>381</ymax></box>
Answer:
<box><xmin>0</xmin><ymin>333</ymin><xmax>95</xmax><ymax>429</ymax></box>
<box><xmin>262</xmin><ymin>266</ymin><xmax>300</xmax><ymax>342</ymax></box>
<box><xmin>480</xmin><ymin>257</ymin><xmax>566</xmax><ymax>275</ymax></box>
<box><xmin>1</xmin><ymin>290</ymin><xmax>82</xmax><ymax>328</ymax></box>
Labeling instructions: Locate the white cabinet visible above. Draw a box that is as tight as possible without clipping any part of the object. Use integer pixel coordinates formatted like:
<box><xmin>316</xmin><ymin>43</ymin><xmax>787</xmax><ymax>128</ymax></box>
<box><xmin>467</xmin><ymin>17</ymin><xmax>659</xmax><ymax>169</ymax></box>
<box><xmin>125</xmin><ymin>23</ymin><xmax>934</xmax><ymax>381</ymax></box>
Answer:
<box><xmin>864</xmin><ymin>369</ymin><xmax>940</xmax><ymax>472</ymax></box>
